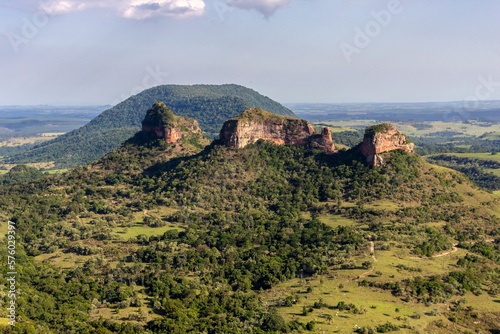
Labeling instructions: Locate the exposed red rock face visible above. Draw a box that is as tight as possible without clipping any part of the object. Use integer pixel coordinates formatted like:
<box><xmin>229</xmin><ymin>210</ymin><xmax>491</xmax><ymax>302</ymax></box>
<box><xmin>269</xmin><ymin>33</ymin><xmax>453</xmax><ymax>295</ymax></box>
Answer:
<box><xmin>141</xmin><ymin>101</ymin><xmax>202</xmax><ymax>144</ymax></box>
<box><xmin>220</xmin><ymin>108</ymin><xmax>336</xmax><ymax>154</ymax></box>
<box><xmin>308</xmin><ymin>127</ymin><xmax>336</xmax><ymax>154</ymax></box>
<box><xmin>141</xmin><ymin>126</ymin><xmax>184</xmax><ymax>143</ymax></box>
<box><xmin>360</xmin><ymin>123</ymin><xmax>414</xmax><ymax>166</ymax></box>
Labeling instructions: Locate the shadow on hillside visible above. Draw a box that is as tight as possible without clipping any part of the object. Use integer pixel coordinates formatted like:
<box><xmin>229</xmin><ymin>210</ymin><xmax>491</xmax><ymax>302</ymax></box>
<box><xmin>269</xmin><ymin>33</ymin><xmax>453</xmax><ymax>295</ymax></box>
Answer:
<box><xmin>142</xmin><ymin>141</ymin><xmax>219</xmax><ymax>177</ymax></box>
<box><xmin>313</xmin><ymin>145</ymin><xmax>365</xmax><ymax>169</ymax></box>
<box><xmin>141</xmin><ymin>141</ymin><xmax>369</xmax><ymax>184</ymax></box>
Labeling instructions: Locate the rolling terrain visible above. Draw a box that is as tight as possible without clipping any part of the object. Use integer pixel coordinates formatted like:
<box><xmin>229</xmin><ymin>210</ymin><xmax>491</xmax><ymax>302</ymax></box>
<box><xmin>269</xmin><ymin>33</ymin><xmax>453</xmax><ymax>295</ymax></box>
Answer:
<box><xmin>3</xmin><ymin>85</ymin><xmax>295</xmax><ymax>169</ymax></box>
<box><xmin>0</xmin><ymin>104</ymin><xmax>498</xmax><ymax>333</ymax></box>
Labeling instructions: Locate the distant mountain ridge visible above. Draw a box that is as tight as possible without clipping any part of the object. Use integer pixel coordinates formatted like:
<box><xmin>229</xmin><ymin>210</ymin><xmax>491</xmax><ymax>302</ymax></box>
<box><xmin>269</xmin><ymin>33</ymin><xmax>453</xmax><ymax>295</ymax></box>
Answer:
<box><xmin>5</xmin><ymin>84</ymin><xmax>295</xmax><ymax>168</ymax></box>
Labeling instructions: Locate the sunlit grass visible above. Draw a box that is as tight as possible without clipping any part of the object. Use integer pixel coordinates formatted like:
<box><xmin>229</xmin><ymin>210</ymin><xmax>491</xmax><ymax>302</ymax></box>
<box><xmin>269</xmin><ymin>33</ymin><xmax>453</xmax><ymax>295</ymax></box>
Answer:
<box><xmin>262</xmin><ymin>237</ymin><xmax>499</xmax><ymax>333</ymax></box>
<box><xmin>113</xmin><ymin>223</ymin><xmax>183</xmax><ymax>240</ymax></box>
<box><xmin>437</xmin><ymin>152</ymin><xmax>500</xmax><ymax>163</ymax></box>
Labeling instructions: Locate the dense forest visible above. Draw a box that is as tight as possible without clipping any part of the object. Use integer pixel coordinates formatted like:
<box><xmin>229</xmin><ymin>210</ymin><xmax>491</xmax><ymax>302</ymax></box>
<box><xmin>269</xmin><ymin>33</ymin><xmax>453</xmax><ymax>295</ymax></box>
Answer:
<box><xmin>3</xmin><ymin>85</ymin><xmax>295</xmax><ymax>168</ymax></box>
<box><xmin>0</xmin><ymin>119</ymin><xmax>499</xmax><ymax>333</ymax></box>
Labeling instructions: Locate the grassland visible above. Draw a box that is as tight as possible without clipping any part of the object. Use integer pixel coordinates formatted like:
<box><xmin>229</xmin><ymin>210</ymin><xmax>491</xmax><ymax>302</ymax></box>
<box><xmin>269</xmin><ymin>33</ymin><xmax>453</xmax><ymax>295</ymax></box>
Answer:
<box><xmin>35</xmin><ymin>251</ymin><xmax>94</xmax><ymax>270</ymax></box>
<box><xmin>318</xmin><ymin>120</ymin><xmax>500</xmax><ymax>138</ymax></box>
<box><xmin>435</xmin><ymin>152</ymin><xmax>500</xmax><ymax>163</ymax></box>
<box><xmin>430</xmin><ymin>152</ymin><xmax>500</xmax><ymax>177</ymax></box>
<box><xmin>302</xmin><ymin>212</ymin><xmax>356</xmax><ymax>228</ymax></box>
<box><xmin>327</xmin><ymin>126</ymin><xmax>360</xmax><ymax>133</ymax></box>
<box><xmin>481</xmin><ymin>131</ymin><xmax>500</xmax><ymax>140</ymax></box>
<box><xmin>0</xmin><ymin>218</ymin><xmax>9</xmax><ymax>240</ymax></box>
<box><xmin>262</xmin><ymin>241</ymin><xmax>500</xmax><ymax>334</ymax></box>
<box><xmin>0</xmin><ymin>162</ymin><xmax>68</xmax><ymax>174</ymax></box>
<box><xmin>90</xmin><ymin>285</ymin><xmax>162</xmax><ymax>326</ymax></box>
<box><xmin>0</xmin><ymin>134</ymin><xmax>59</xmax><ymax>147</ymax></box>
<box><xmin>114</xmin><ymin>207</ymin><xmax>183</xmax><ymax>240</ymax></box>
<box><xmin>397</xmin><ymin>121</ymin><xmax>500</xmax><ymax>137</ymax></box>
<box><xmin>114</xmin><ymin>223</ymin><xmax>183</xmax><ymax>240</ymax></box>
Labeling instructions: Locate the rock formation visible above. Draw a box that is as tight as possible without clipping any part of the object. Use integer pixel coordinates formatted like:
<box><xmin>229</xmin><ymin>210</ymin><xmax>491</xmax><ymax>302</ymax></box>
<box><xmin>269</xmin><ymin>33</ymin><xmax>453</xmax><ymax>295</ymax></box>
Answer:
<box><xmin>219</xmin><ymin>108</ymin><xmax>335</xmax><ymax>154</ymax></box>
<box><xmin>308</xmin><ymin>127</ymin><xmax>336</xmax><ymax>154</ymax></box>
<box><xmin>142</xmin><ymin>101</ymin><xmax>203</xmax><ymax>143</ymax></box>
<box><xmin>360</xmin><ymin>123</ymin><xmax>414</xmax><ymax>166</ymax></box>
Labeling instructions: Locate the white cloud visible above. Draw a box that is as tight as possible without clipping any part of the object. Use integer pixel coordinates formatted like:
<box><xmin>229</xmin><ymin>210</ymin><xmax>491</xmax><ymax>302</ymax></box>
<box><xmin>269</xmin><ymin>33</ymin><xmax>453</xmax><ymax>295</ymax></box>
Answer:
<box><xmin>122</xmin><ymin>0</ymin><xmax>205</xmax><ymax>19</ymax></box>
<box><xmin>39</xmin><ymin>0</ymin><xmax>110</xmax><ymax>14</ymax></box>
<box><xmin>36</xmin><ymin>0</ymin><xmax>205</xmax><ymax>19</ymax></box>
<box><xmin>228</xmin><ymin>0</ymin><xmax>290</xmax><ymax>18</ymax></box>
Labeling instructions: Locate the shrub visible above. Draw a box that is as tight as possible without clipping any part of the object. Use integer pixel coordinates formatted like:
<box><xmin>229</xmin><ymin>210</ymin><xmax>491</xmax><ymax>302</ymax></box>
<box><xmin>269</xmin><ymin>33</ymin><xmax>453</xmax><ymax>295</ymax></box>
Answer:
<box><xmin>376</xmin><ymin>322</ymin><xmax>400</xmax><ymax>333</ymax></box>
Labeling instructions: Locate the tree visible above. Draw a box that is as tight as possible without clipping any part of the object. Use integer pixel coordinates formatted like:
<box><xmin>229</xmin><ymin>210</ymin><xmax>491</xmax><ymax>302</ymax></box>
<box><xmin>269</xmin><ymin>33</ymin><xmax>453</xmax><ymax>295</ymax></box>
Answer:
<box><xmin>261</xmin><ymin>313</ymin><xmax>288</xmax><ymax>332</ymax></box>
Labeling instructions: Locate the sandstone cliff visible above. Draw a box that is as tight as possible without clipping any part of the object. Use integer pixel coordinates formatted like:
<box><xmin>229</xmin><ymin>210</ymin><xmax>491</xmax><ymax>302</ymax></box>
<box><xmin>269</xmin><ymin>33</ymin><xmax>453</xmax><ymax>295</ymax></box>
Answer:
<box><xmin>142</xmin><ymin>101</ymin><xmax>203</xmax><ymax>143</ymax></box>
<box><xmin>219</xmin><ymin>108</ymin><xmax>335</xmax><ymax>154</ymax></box>
<box><xmin>360</xmin><ymin>123</ymin><xmax>414</xmax><ymax>166</ymax></box>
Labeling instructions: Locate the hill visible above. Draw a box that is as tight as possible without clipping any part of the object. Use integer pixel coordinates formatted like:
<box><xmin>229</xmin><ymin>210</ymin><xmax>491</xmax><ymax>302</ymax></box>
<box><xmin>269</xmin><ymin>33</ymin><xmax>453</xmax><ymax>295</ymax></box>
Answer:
<box><xmin>4</xmin><ymin>84</ymin><xmax>295</xmax><ymax>168</ymax></box>
<box><xmin>0</xmin><ymin>164</ymin><xmax>44</xmax><ymax>185</ymax></box>
<box><xmin>0</xmin><ymin>110</ymin><xmax>499</xmax><ymax>333</ymax></box>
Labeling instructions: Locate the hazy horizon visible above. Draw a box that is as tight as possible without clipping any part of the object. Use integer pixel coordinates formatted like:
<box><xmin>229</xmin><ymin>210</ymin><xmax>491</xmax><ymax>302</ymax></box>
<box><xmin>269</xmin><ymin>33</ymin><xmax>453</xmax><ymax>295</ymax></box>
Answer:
<box><xmin>3</xmin><ymin>98</ymin><xmax>500</xmax><ymax>108</ymax></box>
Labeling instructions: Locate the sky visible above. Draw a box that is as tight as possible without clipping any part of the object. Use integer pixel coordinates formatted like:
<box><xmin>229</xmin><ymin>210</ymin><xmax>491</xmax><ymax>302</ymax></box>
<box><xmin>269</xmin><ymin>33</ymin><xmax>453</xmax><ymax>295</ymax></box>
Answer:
<box><xmin>1</xmin><ymin>0</ymin><xmax>500</xmax><ymax>105</ymax></box>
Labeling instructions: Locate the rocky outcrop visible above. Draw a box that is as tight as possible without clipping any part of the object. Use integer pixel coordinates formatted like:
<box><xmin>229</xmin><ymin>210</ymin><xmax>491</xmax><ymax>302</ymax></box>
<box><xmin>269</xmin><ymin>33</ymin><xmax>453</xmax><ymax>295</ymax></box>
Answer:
<box><xmin>360</xmin><ymin>123</ymin><xmax>414</xmax><ymax>166</ymax></box>
<box><xmin>307</xmin><ymin>127</ymin><xmax>336</xmax><ymax>154</ymax></box>
<box><xmin>219</xmin><ymin>108</ymin><xmax>335</xmax><ymax>154</ymax></box>
<box><xmin>142</xmin><ymin>101</ymin><xmax>202</xmax><ymax>143</ymax></box>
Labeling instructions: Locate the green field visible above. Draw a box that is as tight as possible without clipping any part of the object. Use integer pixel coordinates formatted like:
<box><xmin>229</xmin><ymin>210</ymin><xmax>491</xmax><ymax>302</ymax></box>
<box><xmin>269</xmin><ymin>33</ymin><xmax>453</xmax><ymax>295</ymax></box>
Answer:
<box><xmin>434</xmin><ymin>153</ymin><xmax>500</xmax><ymax>177</ymax></box>
<box><xmin>114</xmin><ymin>223</ymin><xmax>183</xmax><ymax>240</ymax></box>
<box><xmin>302</xmin><ymin>212</ymin><xmax>356</xmax><ymax>228</ymax></box>
<box><xmin>113</xmin><ymin>207</ymin><xmax>182</xmax><ymax>240</ymax></box>
<box><xmin>438</xmin><ymin>152</ymin><xmax>500</xmax><ymax>163</ymax></box>
<box><xmin>481</xmin><ymin>131</ymin><xmax>500</xmax><ymax>140</ymax></box>
<box><xmin>0</xmin><ymin>219</ymin><xmax>9</xmax><ymax>239</ymax></box>
<box><xmin>327</xmin><ymin>126</ymin><xmax>359</xmax><ymax>133</ymax></box>
<box><xmin>318</xmin><ymin>120</ymin><xmax>500</xmax><ymax>138</ymax></box>
<box><xmin>262</xmin><ymin>240</ymin><xmax>500</xmax><ymax>334</ymax></box>
<box><xmin>35</xmin><ymin>251</ymin><xmax>94</xmax><ymax>270</ymax></box>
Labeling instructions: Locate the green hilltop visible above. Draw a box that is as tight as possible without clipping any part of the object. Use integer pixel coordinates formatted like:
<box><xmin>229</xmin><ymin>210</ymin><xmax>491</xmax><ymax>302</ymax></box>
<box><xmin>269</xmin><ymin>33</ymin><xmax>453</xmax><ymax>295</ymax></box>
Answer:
<box><xmin>232</xmin><ymin>107</ymin><xmax>299</xmax><ymax>122</ymax></box>
<box><xmin>5</xmin><ymin>84</ymin><xmax>295</xmax><ymax>168</ymax></box>
<box><xmin>141</xmin><ymin>102</ymin><xmax>177</xmax><ymax>128</ymax></box>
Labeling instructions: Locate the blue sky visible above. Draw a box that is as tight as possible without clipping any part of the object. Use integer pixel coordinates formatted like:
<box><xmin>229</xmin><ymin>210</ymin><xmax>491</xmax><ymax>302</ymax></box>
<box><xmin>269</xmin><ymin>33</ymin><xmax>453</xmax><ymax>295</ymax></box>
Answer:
<box><xmin>1</xmin><ymin>0</ymin><xmax>500</xmax><ymax>105</ymax></box>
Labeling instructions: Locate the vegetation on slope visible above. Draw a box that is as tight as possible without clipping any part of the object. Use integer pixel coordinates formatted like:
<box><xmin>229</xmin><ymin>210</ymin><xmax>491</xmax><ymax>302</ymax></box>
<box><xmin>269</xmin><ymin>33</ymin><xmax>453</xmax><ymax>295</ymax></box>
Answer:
<box><xmin>141</xmin><ymin>102</ymin><xmax>176</xmax><ymax>128</ymax></box>
<box><xmin>0</xmin><ymin>164</ymin><xmax>44</xmax><ymax>185</ymax></box>
<box><xmin>232</xmin><ymin>108</ymin><xmax>298</xmax><ymax>122</ymax></box>
<box><xmin>4</xmin><ymin>84</ymin><xmax>295</xmax><ymax>168</ymax></box>
<box><xmin>426</xmin><ymin>154</ymin><xmax>500</xmax><ymax>191</ymax></box>
<box><xmin>0</xmin><ymin>128</ymin><xmax>498</xmax><ymax>333</ymax></box>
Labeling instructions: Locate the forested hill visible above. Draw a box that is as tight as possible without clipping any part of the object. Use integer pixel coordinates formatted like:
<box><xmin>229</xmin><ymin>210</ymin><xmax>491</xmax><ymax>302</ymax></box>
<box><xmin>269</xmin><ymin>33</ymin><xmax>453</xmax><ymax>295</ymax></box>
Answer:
<box><xmin>5</xmin><ymin>84</ymin><xmax>295</xmax><ymax>168</ymax></box>
<box><xmin>1</xmin><ymin>132</ymin><xmax>499</xmax><ymax>333</ymax></box>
